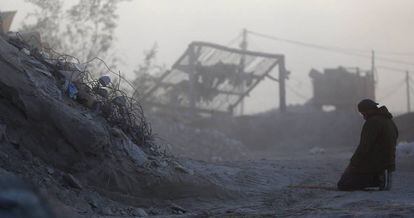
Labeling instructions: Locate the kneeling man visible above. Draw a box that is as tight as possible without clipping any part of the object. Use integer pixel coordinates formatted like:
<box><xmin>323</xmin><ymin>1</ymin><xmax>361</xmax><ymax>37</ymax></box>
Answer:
<box><xmin>338</xmin><ymin>99</ymin><xmax>398</xmax><ymax>191</ymax></box>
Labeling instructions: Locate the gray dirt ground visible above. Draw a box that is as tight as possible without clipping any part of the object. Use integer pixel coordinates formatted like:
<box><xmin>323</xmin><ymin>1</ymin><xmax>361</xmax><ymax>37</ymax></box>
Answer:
<box><xmin>173</xmin><ymin>150</ymin><xmax>414</xmax><ymax>217</ymax></box>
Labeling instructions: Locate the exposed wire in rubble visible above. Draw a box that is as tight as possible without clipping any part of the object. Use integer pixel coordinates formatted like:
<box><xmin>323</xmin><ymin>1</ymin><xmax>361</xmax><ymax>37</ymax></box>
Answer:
<box><xmin>7</xmin><ymin>32</ymin><xmax>157</xmax><ymax>152</ymax></box>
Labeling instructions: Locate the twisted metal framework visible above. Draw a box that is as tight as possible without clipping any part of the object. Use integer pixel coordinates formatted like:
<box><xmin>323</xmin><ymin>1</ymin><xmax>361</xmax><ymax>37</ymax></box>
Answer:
<box><xmin>142</xmin><ymin>41</ymin><xmax>287</xmax><ymax>115</ymax></box>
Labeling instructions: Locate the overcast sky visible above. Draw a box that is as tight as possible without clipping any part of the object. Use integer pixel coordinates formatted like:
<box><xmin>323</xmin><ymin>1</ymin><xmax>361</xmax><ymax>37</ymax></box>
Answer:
<box><xmin>2</xmin><ymin>0</ymin><xmax>414</xmax><ymax>114</ymax></box>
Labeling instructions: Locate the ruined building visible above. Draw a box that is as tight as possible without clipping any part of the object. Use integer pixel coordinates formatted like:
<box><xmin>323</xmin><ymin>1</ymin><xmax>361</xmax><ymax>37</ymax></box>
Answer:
<box><xmin>309</xmin><ymin>67</ymin><xmax>375</xmax><ymax>111</ymax></box>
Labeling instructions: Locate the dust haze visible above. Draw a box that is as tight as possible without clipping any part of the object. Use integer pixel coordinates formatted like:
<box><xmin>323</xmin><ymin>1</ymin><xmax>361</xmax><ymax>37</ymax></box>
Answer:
<box><xmin>0</xmin><ymin>1</ymin><xmax>414</xmax><ymax>217</ymax></box>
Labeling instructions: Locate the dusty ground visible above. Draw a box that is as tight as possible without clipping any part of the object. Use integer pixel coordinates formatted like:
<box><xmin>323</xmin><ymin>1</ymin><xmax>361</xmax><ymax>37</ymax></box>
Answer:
<box><xmin>168</xmin><ymin>149</ymin><xmax>414</xmax><ymax>217</ymax></box>
<box><xmin>3</xmin><ymin>138</ymin><xmax>413</xmax><ymax>217</ymax></box>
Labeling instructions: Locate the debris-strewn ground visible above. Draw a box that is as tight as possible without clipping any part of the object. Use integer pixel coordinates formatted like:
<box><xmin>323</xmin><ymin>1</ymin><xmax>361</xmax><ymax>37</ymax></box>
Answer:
<box><xmin>1</xmin><ymin>34</ymin><xmax>413</xmax><ymax>218</ymax></box>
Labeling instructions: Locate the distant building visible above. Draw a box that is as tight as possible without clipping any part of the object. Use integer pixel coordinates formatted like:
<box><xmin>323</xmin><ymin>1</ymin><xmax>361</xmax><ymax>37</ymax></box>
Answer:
<box><xmin>309</xmin><ymin>67</ymin><xmax>375</xmax><ymax>111</ymax></box>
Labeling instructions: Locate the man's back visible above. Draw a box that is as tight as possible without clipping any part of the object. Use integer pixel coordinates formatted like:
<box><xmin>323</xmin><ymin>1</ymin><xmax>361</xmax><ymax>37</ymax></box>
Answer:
<box><xmin>350</xmin><ymin>106</ymin><xmax>399</xmax><ymax>174</ymax></box>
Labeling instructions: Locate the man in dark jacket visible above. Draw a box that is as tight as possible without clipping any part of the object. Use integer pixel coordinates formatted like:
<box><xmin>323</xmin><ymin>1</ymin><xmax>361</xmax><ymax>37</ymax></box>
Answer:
<box><xmin>337</xmin><ymin>99</ymin><xmax>399</xmax><ymax>191</ymax></box>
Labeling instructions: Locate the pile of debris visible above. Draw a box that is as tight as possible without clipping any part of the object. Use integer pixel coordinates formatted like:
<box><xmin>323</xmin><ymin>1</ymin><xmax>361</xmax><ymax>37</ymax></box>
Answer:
<box><xmin>0</xmin><ymin>31</ymin><xmax>242</xmax><ymax>216</ymax></box>
<box><xmin>3</xmin><ymin>31</ymin><xmax>154</xmax><ymax>150</ymax></box>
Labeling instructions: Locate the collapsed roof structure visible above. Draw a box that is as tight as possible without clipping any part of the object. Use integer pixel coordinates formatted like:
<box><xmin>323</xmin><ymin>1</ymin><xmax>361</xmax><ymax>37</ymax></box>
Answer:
<box><xmin>141</xmin><ymin>41</ymin><xmax>288</xmax><ymax>116</ymax></box>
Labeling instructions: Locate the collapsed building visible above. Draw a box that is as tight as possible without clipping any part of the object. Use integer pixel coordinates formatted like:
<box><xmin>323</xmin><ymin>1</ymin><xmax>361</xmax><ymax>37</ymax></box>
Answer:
<box><xmin>309</xmin><ymin>67</ymin><xmax>375</xmax><ymax>110</ymax></box>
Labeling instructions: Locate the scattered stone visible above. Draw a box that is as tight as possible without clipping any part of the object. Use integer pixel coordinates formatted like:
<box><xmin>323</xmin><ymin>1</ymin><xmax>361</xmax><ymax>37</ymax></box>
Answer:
<box><xmin>63</xmin><ymin>173</ymin><xmax>83</xmax><ymax>189</ymax></box>
<box><xmin>170</xmin><ymin>203</ymin><xmax>186</xmax><ymax>214</ymax></box>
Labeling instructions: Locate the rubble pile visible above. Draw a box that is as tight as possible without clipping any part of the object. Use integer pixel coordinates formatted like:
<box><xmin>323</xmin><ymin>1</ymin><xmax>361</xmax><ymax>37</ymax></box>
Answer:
<box><xmin>5</xmin><ymin>32</ymin><xmax>154</xmax><ymax>150</ymax></box>
<box><xmin>0</xmin><ymin>33</ymin><xmax>231</xmax><ymax>217</ymax></box>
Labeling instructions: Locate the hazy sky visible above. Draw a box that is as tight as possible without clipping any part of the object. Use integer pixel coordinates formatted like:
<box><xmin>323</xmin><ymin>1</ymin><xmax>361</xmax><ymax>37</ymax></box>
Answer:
<box><xmin>2</xmin><ymin>0</ymin><xmax>414</xmax><ymax>114</ymax></box>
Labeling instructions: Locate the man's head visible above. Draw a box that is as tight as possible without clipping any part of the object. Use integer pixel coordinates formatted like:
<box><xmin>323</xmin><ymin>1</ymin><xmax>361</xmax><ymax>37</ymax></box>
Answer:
<box><xmin>357</xmin><ymin>99</ymin><xmax>379</xmax><ymax>119</ymax></box>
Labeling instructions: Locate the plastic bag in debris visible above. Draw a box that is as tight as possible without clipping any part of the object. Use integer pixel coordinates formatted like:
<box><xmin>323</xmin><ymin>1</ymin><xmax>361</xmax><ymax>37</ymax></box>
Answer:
<box><xmin>67</xmin><ymin>82</ymin><xmax>78</xmax><ymax>100</ymax></box>
<box><xmin>98</xmin><ymin>75</ymin><xmax>111</xmax><ymax>87</ymax></box>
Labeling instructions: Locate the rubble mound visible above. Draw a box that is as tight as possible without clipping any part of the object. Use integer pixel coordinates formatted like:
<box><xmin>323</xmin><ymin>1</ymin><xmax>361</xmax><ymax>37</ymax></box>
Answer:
<box><xmin>0</xmin><ymin>36</ymin><xmax>234</xmax><ymax>217</ymax></box>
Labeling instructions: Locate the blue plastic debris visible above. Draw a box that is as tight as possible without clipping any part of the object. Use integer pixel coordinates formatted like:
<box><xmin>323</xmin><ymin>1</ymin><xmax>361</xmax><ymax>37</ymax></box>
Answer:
<box><xmin>98</xmin><ymin>75</ymin><xmax>111</xmax><ymax>87</ymax></box>
<box><xmin>67</xmin><ymin>83</ymin><xmax>78</xmax><ymax>99</ymax></box>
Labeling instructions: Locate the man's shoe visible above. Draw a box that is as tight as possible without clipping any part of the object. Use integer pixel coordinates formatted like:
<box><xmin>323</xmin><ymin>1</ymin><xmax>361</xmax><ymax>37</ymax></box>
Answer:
<box><xmin>379</xmin><ymin>169</ymin><xmax>392</xmax><ymax>191</ymax></box>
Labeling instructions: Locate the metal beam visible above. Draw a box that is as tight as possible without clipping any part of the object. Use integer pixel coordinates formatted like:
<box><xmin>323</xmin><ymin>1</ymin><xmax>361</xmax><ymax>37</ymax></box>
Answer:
<box><xmin>190</xmin><ymin>41</ymin><xmax>284</xmax><ymax>59</ymax></box>
<box><xmin>139</xmin><ymin>70</ymin><xmax>172</xmax><ymax>101</ymax></box>
<box><xmin>229</xmin><ymin>58</ymin><xmax>282</xmax><ymax>111</ymax></box>
<box><xmin>278</xmin><ymin>56</ymin><xmax>287</xmax><ymax>112</ymax></box>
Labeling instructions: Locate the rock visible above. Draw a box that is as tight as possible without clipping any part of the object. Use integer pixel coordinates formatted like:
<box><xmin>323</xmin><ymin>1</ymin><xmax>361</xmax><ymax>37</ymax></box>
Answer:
<box><xmin>170</xmin><ymin>203</ymin><xmax>186</xmax><ymax>214</ymax></box>
<box><xmin>63</xmin><ymin>173</ymin><xmax>83</xmax><ymax>190</ymax></box>
<box><xmin>118</xmin><ymin>132</ymin><xmax>147</xmax><ymax>167</ymax></box>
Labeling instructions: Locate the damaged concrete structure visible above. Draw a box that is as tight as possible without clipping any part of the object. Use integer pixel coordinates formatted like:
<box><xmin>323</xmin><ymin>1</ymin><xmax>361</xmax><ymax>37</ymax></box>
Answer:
<box><xmin>141</xmin><ymin>41</ymin><xmax>288</xmax><ymax>116</ymax></box>
<box><xmin>309</xmin><ymin>67</ymin><xmax>375</xmax><ymax>110</ymax></box>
